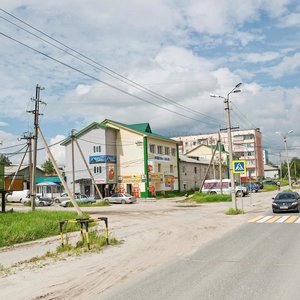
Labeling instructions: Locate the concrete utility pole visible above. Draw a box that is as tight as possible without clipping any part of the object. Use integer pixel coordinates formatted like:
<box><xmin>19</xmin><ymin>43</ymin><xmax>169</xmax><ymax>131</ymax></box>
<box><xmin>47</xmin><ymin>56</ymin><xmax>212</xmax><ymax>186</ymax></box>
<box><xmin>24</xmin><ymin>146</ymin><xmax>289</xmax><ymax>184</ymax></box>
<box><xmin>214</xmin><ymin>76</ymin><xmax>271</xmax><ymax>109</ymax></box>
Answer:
<box><xmin>71</xmin><ymin>129</ymin><xmax>76</xmax><ymax>195</ymax></box>
<box><xmin>279</xmin><ymin>152</ymin><xmax>282</xmax><ymax>179</ymax></box>
<box><xmin>276</xmin><ymin>130</ymin><xmax>293</xmax><ymax>190</ymax></box>
<box><xmin>218</xmin><ymin>132</ymin><xmax>223</xmax><ymax>194</ymax></box>
<box><xmin>210</xmin><ymin>137</ymin><xmax>216</xmax><ymax>179</ymax></box>
<box><xmin>27</xmin><ymin>85</ymin><xmax>45</xmax><ymax>210</ymax></box>
<box><xmin>210</xmin><ymin>83</ymin><xmax>242</xmax><ymax>210</ymax></box>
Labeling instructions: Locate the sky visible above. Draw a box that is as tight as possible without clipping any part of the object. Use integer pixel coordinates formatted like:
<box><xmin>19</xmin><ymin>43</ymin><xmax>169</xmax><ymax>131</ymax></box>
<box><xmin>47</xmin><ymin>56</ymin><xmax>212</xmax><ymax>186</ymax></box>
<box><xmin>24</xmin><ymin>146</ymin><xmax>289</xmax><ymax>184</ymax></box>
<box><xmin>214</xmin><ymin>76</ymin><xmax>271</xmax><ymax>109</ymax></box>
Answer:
<box><xmin>0</xmin><ymin>0</ymin><xmax>299</xmax><ymax>166</ymax></box>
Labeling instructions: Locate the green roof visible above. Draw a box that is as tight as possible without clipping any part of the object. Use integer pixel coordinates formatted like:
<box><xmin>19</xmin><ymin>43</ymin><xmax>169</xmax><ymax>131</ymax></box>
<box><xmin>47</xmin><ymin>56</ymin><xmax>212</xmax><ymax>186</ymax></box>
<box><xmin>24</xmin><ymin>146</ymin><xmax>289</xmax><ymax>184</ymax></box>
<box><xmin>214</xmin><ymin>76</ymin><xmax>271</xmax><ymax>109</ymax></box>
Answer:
<box><xmin>102</xmin><ymin>119</ymin><xmax>177</xmax><ymax>143</ymax></box>
<box><xmin>61</xmin><ymin>122</ymin><xmax>114</xmax><ymax>146</ymax></box>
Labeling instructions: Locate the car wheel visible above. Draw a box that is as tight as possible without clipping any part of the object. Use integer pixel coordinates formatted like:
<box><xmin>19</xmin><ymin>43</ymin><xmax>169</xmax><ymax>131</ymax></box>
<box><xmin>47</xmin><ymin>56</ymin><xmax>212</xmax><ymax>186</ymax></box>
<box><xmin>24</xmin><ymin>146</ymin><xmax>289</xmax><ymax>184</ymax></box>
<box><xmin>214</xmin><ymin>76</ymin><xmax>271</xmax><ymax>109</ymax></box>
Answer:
<box><xmin>236</xmin><ymin>191</ymin><xmax>243</xmax><ymax>197</ymax></box>
<box><xmin>209</xmin><ymin>191</ymin><xmax>217</xmax><ymax>194</ymax></box>
<box><xmin>54</xmin><ymin>199</ymin><xmax>60</xmax><ymax>203</ymax></box>
<box><xmin>121</xmin><ymin>200</ymin><xmax>126</xmax><ymax>204</ymax></box>
<box><xmin>272</xmin><ymin>209</ymin><xmax>277</xmax><ymax>213</ymax></box>
<box><xmin>39</xmin><ymin>202</ymin><xmax>44</xmax><ymax>207</ymax></box>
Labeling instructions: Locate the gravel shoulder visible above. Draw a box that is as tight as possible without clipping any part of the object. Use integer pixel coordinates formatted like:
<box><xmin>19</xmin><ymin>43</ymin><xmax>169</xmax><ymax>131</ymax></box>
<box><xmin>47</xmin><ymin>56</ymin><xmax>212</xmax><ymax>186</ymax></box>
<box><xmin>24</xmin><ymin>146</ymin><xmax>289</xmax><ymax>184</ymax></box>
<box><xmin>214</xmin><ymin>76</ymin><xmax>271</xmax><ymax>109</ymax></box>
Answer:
<box><xmin>0</xmin><ymin>191</ymin><xmax>278</xmax><ymax>299</ymax></box>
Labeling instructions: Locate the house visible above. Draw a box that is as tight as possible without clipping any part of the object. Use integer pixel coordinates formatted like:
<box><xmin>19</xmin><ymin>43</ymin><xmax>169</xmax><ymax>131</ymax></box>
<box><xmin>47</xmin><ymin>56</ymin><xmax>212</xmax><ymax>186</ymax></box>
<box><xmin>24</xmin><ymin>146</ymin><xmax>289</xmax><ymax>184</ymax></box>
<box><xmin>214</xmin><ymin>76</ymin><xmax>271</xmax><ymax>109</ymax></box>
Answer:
<box><xmin>179</xmin><ymin>155</ymin><xmax>228</xmax><ymax>191</ymax></box>
<box><xmin>4</xmin><ymin>165</ymin><xmax>45</xmax><ymax>191</ymax></box>
<box><xmin>61</xmin><ymin>122</ymin><xmax>118</xmax><ymax>198</ymax></box>
<box><xmin>102</xmin><ymin>120</ymin><xmax>180</xmax><ymax>197</ymax></box>
<box><xmin>264</xmin><ymin>164</ymin><xmax>279</xmax><ymax>179</ymax></box>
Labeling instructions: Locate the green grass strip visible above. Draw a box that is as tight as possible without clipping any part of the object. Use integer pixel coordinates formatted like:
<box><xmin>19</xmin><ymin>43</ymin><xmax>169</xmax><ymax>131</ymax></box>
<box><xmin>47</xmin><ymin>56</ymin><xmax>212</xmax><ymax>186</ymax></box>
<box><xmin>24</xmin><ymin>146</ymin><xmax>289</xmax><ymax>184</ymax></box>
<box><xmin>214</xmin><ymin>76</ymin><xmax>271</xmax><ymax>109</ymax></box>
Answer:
<box><xmin>0</xmin><ymin>211</ymin><xmax>88</xmax><ymax>248</ymax></box>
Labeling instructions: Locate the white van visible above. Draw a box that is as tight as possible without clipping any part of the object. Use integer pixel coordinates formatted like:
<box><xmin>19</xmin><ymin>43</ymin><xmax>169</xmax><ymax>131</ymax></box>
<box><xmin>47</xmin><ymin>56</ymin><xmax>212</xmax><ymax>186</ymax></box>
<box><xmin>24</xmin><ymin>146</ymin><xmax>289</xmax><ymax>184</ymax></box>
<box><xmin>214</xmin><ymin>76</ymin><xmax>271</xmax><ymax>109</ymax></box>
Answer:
<box><xmin>202</xmin><ymin>179</ymin><xmax>248</xmax><ymax>197</ymax></box>
<box><xmin>6</xmin><ymin>190</ymin><xmax>30</xmax><ymax>203</ymax></box>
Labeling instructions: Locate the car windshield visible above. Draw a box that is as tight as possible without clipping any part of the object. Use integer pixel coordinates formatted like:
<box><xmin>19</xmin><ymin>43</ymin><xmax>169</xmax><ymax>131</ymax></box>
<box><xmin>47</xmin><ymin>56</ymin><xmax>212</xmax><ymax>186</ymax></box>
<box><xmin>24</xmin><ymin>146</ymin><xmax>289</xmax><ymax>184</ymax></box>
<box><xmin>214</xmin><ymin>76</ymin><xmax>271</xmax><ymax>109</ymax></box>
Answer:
<box><xmin>124</xmin><ymin>194</ymin><xmax>131</xmax><ymax>197</ymax></box>
<box><xmin>275</xmin><ymin>193</ymin><xmax>296</xmax><ymax>201</ymax></box>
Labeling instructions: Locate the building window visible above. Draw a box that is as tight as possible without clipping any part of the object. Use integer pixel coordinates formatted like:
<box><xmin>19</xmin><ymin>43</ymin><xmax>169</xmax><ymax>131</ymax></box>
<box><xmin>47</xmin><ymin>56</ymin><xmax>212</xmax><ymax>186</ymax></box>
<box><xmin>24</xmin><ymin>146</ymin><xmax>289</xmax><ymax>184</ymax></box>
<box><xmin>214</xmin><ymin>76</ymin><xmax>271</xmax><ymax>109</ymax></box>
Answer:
<box><xmin>149</xmin><ymin>144</ymin><xmax>155</xmax><ymax>153</ymax></box>
<box><xmin>193</xmin><ymin>141</ymin><xmax>196</xmax><ymax>146</ymax></box>
<box><xmin>171</xmin><ymin>148</ymin><xmax>176</xmax><ymax>156</ymax></box>
<box><xmin>183</xmin><ymin>183</ymin><xmax>187</xmax><ymax>190</ymax></box>
<box><xmin>194</xmin><ymin>167</ymin><xmax>197</xmax><ymax>174</ymax></box>
<box><xmin>157</xmin><ymin>145</ymin><xmax>163</xmax><ymax>154</ymax></box>
<box><xmin>158</xmin><ymin>163</ymin><xmax>161</xmax><ymax>172</ymax></box>
<box><xmin>182</xmin><ymin>166</ymin><xmax>186</xmax><ymax>173</ymax></box>
<box><xmin>93</xmin><ymin>166</ymin><xmax>102</xmax><ymax>174</ymax></box>
<box><xmin>93</xmin><ymin>145</ymin><xmax>101</xmax><ymax>153</ymax></box>
<box><xmin>170</xmin><ymin>165</ymin><xmax>173</xmax><ymax>173</ymax></box>
<box><xmin>165</xmin><ymin>147</ymin><xmax>169</xmax><ymax>155</ymax></box>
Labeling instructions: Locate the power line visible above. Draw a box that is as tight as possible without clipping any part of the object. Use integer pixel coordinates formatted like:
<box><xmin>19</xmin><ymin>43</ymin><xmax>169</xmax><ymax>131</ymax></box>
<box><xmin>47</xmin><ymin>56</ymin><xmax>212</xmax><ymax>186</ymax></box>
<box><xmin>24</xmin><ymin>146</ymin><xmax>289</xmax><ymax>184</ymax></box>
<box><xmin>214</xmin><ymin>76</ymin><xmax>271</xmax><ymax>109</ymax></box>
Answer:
<box><xmin>0</xmin><ymin>9</ymin><xmax>224</xmax><ymax>127</ymax></box>
<box><xmin>0</xmin><ymin>31</ymin><xmax>223</xmax><ymax>129</ymax></box>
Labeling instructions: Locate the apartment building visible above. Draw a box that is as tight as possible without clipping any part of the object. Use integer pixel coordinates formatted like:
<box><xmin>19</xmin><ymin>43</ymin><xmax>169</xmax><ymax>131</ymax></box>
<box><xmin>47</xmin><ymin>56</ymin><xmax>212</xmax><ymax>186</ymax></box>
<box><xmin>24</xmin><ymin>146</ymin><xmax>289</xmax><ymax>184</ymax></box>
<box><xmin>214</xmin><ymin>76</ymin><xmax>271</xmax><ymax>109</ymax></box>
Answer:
<box><xmin>172</xmin><ymin>128</ymin><xmax>264</xmax><ymax>181</ymax></box>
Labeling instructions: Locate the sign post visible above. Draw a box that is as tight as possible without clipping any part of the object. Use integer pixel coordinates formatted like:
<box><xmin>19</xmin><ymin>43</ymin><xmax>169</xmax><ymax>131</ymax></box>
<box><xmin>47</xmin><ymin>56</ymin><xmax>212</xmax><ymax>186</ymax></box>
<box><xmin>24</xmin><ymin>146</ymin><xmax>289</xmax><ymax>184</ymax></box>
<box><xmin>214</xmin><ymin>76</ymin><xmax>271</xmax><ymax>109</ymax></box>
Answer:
<box><xmin>232</xmin><ymin>160</ymin><xmax>246</xmax><ymax>210</ymax></box>
<box><xmin>0</xmin><ymin>164</ymin><xmax>5</xmax><ymax>213</ymax></box>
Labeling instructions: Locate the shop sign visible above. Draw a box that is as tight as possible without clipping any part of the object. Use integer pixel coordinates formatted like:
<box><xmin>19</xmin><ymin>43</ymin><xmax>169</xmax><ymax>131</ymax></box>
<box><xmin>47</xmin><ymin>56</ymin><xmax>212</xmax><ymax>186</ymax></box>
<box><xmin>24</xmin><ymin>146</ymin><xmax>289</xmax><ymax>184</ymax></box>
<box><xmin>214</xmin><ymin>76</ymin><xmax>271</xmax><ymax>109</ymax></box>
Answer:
<box><xmin>89</xmin><ymin>155</ymin><xmax>117</xmax><ymax>164</ymax></box>
<box><xmin>118</xmin><ymin>175</ymin><xmax>144</xmax><ymax>184</ymax></box>
<box><xmin>154</xmin><ymin>155</ymin><xmax>170</xmax><ymax>161</ymax></box>
<box><xmin>150</xmin><ymin>174</ymin><xmax>163</xmax><ymax>182</ymax></box>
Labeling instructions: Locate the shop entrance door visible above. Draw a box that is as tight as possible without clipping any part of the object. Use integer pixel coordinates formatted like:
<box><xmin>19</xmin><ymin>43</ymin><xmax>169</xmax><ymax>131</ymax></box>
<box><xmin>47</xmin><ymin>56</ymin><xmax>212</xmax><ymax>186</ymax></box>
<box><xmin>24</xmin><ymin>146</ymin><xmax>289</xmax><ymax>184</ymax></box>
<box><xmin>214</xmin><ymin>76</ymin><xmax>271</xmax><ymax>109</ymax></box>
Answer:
<box><xmin>126</xmin><ymin>184</ymin><xmax>132</xmax><ymax>195</ymax></box>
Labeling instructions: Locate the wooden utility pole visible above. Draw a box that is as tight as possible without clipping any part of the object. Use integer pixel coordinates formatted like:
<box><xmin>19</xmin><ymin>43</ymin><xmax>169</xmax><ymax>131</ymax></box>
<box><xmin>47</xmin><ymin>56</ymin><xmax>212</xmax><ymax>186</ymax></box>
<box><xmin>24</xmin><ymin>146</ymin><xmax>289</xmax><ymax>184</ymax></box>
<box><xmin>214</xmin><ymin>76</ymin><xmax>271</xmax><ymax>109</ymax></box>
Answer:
<box><xmin>74</xmin><ymin>138</ymin><xmax>103</xmax><ymax>199</ymax></box>
<box><xmin>71</xmin><ymin>129</ymin><xmax>76</xmax><ymax>195</ymax></box>
<box><xmin>199</xmin><ymin>141</ymin><xmax>219</xmax><ymax>193</ymax></box>
<box><xmin>210</xmin><ymin>137</ymin><xmax>216</xmax><ymax>179</ymax></box>
<box><xmin>38</xmin><ymin>127</ymin><xmax>83</xmax><ymax>215</ymax></box>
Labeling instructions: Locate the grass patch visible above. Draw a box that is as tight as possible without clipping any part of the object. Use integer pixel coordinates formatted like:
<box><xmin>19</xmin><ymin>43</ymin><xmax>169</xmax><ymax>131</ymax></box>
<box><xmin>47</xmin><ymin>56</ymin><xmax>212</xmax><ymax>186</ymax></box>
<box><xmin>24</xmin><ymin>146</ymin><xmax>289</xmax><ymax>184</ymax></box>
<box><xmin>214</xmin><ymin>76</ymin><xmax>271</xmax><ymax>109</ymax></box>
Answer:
<box><xmin>0</xmin><ymin>211</ymin><xmax>89</xmax><ymax>248</ymax></box>
<box><xmin>155</xmin><ymin>190</ymin><xmax>196</xmax><ymax>199</ymax></box>
<box><xmin>185</xmin><ymin>192</ymin><xmax>231</xmax><ymax>203</ymax></box>
<box><xmin>262</xmin><ymin>185</ymin><xmax>278</xmax><ymax>192</ymax></box>
<box><xmin>226</xmin><ymin>208</ymin><xmax>245</xmax><ymax>215</ymax></box>
<box><xmin>66</xmin><ymin>200</ymin><xmax>110</xmax><ymax>207</ymax></box>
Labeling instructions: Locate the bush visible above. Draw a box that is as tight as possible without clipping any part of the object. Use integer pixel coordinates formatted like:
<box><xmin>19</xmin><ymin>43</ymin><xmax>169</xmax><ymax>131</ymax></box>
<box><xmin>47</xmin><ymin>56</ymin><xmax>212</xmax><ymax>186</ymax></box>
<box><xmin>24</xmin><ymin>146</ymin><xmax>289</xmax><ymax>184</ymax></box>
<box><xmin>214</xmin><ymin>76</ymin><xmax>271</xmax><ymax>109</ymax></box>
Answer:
<box><xmin>226</xmin><ymin>208</ymin><xmax>245</xmax><ymax>215</ymax></box>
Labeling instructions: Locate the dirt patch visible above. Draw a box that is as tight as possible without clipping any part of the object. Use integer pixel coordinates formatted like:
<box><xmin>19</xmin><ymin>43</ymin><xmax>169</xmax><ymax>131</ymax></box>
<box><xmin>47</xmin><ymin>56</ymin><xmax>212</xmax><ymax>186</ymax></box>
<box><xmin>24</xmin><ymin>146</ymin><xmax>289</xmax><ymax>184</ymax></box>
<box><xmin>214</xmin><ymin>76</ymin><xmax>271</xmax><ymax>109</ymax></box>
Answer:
<box><xmin>0</xmin><ymin>192</ymin><xmax>277</xmax><ymax>299</ymax></box>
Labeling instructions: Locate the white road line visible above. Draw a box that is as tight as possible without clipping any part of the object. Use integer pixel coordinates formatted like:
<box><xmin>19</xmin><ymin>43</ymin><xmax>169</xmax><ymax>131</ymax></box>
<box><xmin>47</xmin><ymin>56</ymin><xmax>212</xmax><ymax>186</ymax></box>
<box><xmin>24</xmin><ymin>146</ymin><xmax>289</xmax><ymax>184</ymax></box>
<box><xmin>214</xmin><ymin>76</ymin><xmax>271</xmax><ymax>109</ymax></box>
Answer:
<box><xmin>275</xmin><ymin>216</ymin><xmax>290</xmax><ymax>223</ymax></box>
<box><xmin>257</xmin><ymin>216</ymin><xmax>273</xmax><ymax>223</ymax></box>
<box><xmin>294</xmin><ymin>217</ymin><xmax>300</xmax><ymax>223</ymax></box>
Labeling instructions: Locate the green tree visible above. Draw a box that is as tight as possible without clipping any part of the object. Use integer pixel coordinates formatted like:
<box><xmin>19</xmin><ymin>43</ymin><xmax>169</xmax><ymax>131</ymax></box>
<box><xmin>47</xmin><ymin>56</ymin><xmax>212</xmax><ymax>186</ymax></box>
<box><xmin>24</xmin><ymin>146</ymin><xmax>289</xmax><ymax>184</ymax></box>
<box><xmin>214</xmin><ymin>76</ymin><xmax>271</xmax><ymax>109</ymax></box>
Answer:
<box><xmin>280</xmin><ymin>157</ymin><xmax>300</xmax><ymax>180</ymax></box>
<box><xmin>42</xmin><ymin>158</ymin><xmax>55</xmax><ymax>174</ymax></box>
<box><xmin>0</xmin><ymin>154</ymin><xmax>11</xmax><ymax>166</ymax></box>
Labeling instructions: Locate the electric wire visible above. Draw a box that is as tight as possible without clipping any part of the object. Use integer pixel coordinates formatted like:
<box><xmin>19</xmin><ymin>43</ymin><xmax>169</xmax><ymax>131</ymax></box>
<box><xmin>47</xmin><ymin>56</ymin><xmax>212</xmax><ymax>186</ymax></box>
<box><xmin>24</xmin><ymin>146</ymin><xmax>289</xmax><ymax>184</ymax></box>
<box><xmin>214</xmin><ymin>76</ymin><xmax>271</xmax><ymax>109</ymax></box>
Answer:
<box><xmin>0</xmin><ymin>10</ymin><xmax>224</xmax><ymax>127</ymax></box>
<box><xmin>0</xmin><ymin>31</ymin><xmax>222</xmax><ymax>129</ymax></box>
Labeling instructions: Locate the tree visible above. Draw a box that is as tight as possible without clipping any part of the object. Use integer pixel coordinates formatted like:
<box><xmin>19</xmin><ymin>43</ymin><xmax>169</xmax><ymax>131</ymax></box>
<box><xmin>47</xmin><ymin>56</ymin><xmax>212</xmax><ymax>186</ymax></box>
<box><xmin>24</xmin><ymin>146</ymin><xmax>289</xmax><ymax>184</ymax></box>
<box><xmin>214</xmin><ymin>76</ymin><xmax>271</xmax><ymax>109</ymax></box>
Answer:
<box><xmin>42</xmin><ymin>158</ymin><xmax>55</xmax><ymax>174</ymax></box>
<box><xmin>0</xmin><ymin>154</ymin><xmax>11</xmax><ymax>166</ymax></box>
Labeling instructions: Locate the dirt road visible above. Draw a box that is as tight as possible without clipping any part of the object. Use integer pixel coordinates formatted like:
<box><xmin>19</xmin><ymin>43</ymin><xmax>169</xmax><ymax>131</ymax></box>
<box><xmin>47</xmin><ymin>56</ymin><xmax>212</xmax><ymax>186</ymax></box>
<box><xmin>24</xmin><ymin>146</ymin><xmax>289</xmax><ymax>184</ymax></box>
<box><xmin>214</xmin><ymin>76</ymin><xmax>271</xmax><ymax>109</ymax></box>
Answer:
<box><xmin>0</xmin><ymin>192</ymin><xmax>274</xmax><ymax>299</ymax></box>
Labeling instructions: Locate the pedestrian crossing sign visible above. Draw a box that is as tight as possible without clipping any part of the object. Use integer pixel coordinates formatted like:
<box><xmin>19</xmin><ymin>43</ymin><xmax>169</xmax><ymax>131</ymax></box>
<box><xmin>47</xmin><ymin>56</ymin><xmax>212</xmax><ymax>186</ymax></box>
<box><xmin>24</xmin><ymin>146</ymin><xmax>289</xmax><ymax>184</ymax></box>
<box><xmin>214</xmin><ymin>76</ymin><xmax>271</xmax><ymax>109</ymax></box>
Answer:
<box><xmin>232</xmin><ymin>160</ymin><xmax>246</xmax><ymax>174</ymax></box>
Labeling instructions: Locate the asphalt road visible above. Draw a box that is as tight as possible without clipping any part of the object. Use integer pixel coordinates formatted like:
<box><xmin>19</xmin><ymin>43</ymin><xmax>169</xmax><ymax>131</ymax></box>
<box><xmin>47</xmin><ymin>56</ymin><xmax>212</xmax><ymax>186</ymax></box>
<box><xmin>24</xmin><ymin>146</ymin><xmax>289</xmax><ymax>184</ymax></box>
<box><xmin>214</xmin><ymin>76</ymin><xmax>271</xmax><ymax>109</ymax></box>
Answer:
<box><xmin>102</xmin><ymin>219</ymin><xmax>300</xmax><ymax>300</ymax></box>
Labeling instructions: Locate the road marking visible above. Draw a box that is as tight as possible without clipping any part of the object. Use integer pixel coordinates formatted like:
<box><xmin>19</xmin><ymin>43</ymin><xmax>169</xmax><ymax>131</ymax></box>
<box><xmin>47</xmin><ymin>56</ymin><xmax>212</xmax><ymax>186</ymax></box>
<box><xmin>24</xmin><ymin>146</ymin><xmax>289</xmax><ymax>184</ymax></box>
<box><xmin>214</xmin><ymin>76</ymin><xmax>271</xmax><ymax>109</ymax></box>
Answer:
<box><xmin>248</xmin><ymin>215</ymin><xmax>300</xmax><ymax>223</ymax></box>
<box><xmin>275</xmin><ymin>216</ymin><xmax>290</xmax><ymax>223</ymax></box>
<box><xmin>285</xmin><ymin>216</ymin><xmax>298</xmax><ymax>223</ymax></box>
<box><xmin>266</xmin><ymin>216</ymin><xmax>281</xmax><ymax>223</ymax></box>
<box><xmin>257</xmin><ymin>216</ymin><xmax>273</xmax><ymax>223</ymax></box>
<box><xmin>248</xmin><ymin>216</ymin><xmax>264</xmax><ymax>223</ymax></box>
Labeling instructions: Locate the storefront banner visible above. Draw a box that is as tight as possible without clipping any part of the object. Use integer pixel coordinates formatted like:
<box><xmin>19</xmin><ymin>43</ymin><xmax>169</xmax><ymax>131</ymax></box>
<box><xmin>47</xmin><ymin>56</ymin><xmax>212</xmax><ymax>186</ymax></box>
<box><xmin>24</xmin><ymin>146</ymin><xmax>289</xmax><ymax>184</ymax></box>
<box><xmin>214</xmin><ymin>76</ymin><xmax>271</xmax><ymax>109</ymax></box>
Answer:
<box><xmin>148</xmin><ymin>160</ymin><xmax>154</xmax><ymax>173</ymax></box>
<box><xmin>89</xmin><ymin>155</ymin><xmax>117</xmax><ymax>164</ymax></box>
<box><xmin>118</xmin><ymin>175</ymin><xmax>145</xmax><ymax>184</ymax></box>
<box><xmin>150</xmin><ymin>174</ymin><xmax>163</xmax><ymax>182</ymax></box>
<box><xmin>108</xmin><ymin>164</ymin><xmax>115</xmax><ymax>182</ymax></box>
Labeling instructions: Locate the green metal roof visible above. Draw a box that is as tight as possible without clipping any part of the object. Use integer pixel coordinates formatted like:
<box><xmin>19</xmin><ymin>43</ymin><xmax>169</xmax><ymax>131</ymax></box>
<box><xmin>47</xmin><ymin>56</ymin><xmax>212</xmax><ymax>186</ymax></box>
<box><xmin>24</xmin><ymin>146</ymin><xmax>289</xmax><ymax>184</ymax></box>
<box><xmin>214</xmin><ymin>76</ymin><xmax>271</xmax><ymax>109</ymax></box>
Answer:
<box><xmin>61</xmin><ymin>122</ymin><xmax>114</xmax><ymax>146</ymax></box>
<box><xmin>103</xmin><ymin>119</ymin><xmax>177</xmax><ymax>143</ymax></box>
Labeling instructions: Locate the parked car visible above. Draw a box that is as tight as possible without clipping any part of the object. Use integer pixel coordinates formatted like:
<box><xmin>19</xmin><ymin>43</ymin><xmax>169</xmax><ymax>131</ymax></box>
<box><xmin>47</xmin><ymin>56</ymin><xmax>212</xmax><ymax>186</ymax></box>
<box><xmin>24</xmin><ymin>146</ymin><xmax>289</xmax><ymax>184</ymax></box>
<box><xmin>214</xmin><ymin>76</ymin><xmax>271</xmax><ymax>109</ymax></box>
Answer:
<box><xmin>105</xmin><ymin>193</ymin><xmax>137</xmax><ymax>204</ymax></box>
<box><xmin>242</xmin><ymin>183</ymin><xmax>260</xmax><ymax>193</ymax></box>
<box><xmin>272</xmin><ymin>192</ymin><xmax>300</xmax><ymax>213</ymax></box>
<box><xmin>7</xmin><ymin>190</ymin><xmax>30</xmax><ymax>203</ymax></box>
<box><xmin>21</xmin><ymin>196</ymin><xmax>53</xmax><ymax>207</ymax></box>
<box><xmin>252</xmin><ymin>181</ymin><xmax>264</xmax><ymax>189</ymax></box>
<box><xmin>263</xmin><ymin>180</ymin><xmax>277</xmax><ymax>185</ymax></box>
<box><xmin>202</xmin><ymin>179</ymin><xmax>248</xmax><ymax>197</ymax></box>
<box><xmin>54</xmin><ymin>192</ymin><xmax>73</xmax><ymax>203</ymax></box>
<box><xmin>60</xmin><ymin>194</ymin><xmax>96</xmax><ymax>207</ymax></box>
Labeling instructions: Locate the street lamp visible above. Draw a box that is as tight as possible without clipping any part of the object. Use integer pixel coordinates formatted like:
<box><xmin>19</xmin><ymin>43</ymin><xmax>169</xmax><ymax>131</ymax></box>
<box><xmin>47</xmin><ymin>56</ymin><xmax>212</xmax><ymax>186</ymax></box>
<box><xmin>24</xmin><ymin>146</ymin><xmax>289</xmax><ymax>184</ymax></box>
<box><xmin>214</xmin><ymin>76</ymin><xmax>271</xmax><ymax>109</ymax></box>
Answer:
<box><xmin>210</xmin><ymin>83</ymin><xmax>242</xmax><ymax>210</ymax></box>
<box><xmin>276</xmin><ymin>130</ymin><xmax>293</xmax><ymax>190</ymax></box>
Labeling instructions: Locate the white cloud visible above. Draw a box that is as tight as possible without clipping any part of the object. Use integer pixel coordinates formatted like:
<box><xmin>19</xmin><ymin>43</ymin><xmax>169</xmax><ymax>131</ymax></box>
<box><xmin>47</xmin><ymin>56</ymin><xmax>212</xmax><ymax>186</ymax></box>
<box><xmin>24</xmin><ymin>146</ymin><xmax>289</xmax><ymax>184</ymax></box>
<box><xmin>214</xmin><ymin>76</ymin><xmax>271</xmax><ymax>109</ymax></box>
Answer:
<box><xmin>279</xmin><ymin>13</ymin><xmax>300</xmax><ymax>27</ymax></box>
<box><xmin>264</xmin><ymin>52</ymin><xmax>300</xmax><ymax>78</ymax></box>
<box><xmin>49</xmin><ymin>135</ymin><xmax>66</xmax><ymax>167</ymax></box>
<box><xmin>0</xmin><ymin>122</ymin><xmax>8</xmax><ymax>127</ymax></box>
